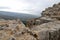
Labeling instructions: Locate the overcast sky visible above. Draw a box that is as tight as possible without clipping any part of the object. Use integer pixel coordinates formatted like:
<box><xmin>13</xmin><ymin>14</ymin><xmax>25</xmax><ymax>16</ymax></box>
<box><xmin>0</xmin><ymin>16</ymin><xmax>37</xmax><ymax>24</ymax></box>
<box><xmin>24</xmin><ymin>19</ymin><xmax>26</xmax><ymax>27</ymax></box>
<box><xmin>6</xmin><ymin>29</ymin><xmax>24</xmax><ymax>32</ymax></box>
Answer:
<box><xmin>0</xmin><ymin>0</ymin><xmax>60</xmax><ymax>16</ymax></box>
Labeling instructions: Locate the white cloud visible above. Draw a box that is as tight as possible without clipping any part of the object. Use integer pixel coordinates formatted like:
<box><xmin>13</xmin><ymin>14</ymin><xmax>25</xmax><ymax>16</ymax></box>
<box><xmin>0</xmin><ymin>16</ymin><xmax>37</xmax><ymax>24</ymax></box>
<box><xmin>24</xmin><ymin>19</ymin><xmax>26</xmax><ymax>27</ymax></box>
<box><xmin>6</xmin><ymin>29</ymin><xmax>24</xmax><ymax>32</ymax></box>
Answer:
<box><xmin>0</xmin><ymin>0</ymin><xmax>60</xmax><ymax>16</ymax></box>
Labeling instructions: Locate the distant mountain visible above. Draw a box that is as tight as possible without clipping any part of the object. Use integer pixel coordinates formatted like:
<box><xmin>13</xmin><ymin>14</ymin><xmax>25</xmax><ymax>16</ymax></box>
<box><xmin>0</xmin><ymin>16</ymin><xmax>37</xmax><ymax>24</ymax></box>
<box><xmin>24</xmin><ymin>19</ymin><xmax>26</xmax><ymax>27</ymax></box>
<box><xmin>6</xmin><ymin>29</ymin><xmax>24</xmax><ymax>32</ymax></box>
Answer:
<box><xmin>0</xmin><ymin>11</ymin><xmax>39</xmax><ymax>21</ymax></box>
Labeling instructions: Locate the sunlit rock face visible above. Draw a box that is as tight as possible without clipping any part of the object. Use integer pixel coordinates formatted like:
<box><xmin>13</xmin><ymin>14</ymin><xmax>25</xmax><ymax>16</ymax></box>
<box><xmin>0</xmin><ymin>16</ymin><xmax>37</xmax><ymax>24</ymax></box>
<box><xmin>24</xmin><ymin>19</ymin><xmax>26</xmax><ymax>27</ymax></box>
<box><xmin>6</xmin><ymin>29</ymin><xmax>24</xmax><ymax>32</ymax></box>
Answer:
<box><xmin>28</xmin><ymin>21</ymin><xmax>60</xmax><ymax>40</ymax></box>
<box><xmin>26</xmin><ymin>16</ymin><xmax>57</xmax><ymax>27</ymax></box>
<box><xmin>0</xmin><ymin>19</ymin><xmax>37</xmax><ymax>40</ymax></box>
<box><xmin>41</xmin><ymin>3</ymin><xmax>60</xmax><ymax>19</ymax></box>
<box><xmin>26</xmin><ymin>3</ymin><xmax>60</xmax><ymax>27</ymax></box>
<box><xmin>25</xmin><ymin>3</ymin><xmax>60</xmax><ymax>40</ymax></box>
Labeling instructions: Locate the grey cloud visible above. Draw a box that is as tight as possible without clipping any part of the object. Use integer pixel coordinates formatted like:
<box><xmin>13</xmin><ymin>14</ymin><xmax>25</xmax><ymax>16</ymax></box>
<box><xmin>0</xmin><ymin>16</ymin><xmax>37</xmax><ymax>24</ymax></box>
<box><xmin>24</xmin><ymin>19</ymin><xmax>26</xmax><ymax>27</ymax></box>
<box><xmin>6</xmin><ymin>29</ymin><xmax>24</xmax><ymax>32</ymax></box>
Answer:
<box><xmin>0</xmin><ymin>7</ymin><xmax>10</xmax><ymax>9</ymax></box>
<box><xmin>18</xmin><ymin>0</ymin><xmax>60</xmax><ymax>16</ymax></box>
<box><xmin>1</xmin><ymin>0</ymin><xmax>60</xmax><ymax>16</ymax></box>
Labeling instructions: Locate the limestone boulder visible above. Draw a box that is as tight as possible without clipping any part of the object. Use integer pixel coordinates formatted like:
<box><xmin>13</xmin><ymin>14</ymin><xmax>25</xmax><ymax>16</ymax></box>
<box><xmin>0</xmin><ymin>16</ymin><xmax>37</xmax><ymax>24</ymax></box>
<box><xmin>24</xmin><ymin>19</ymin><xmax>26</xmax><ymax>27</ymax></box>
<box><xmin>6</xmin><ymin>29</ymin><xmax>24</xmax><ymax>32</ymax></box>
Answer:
<box><xmin>29</xmin><ymin>21</ymin><xmax>60</xmax><ymax>40</ymax></box>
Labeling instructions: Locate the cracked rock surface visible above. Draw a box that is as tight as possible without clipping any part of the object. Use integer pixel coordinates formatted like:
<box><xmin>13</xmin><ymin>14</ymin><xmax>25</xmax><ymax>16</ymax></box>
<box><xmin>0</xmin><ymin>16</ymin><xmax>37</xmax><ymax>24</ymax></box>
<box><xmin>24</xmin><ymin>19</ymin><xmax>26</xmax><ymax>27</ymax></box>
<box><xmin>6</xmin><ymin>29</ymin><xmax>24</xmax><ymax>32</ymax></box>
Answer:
<box><xmin>25</xmin><ymin>3</ymin><xmax>60</xmax><ymax>40</ymax></box>
<box><xmin>29</xmin><ymin>21</ymin><xmax>60</xmax><ymax>40</ymax></box>
<box><xmin>0</xmin><ymin>19</ymin><xmax>36</xmax><ymax>40</ymax></box>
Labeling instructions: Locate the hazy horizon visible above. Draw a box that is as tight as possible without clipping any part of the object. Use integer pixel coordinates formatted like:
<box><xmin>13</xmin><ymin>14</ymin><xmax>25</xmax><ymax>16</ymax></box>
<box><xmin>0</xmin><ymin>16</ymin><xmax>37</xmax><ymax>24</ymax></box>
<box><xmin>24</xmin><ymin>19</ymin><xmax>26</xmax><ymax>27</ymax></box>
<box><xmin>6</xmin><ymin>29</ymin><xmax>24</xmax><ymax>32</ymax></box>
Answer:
<box><xmin>0</xmin><ymin>0</ymin><xmax>60</xmax><ymax>16</ymax></box>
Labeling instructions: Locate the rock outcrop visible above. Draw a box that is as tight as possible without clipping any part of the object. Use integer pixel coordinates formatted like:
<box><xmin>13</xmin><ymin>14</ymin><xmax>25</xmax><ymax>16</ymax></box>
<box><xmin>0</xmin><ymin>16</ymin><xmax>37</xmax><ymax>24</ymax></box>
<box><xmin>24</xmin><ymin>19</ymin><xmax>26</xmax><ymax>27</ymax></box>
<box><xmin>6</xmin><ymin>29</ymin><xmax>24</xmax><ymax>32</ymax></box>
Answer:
<box><xmin>0</xmin><ymin>19</ymin><xmax>36</xmax><ymax>40</ymax></box>
<box><xmin>25</xmin><ymin>3</ymin><xmax>60</xmax><ymax>40</ymax></box>
<box><xmin>26</xmin><ymin>17</ymin><xmax>54</xmax><ymax>27</ymax></box>
<box><xmin>26</xmin><ymin>3</ymin><xmax>60</xmax><ymax>27</ymax></box>
<box><xmin>1</xmin><ymin>2</ymin><xmax>60</xmax><ymax>40</ymax></box>
<box><xmin>41</xmin><ymin>3</ymin><xmax>60</xmax><ymax>19</ymax></box>
<box><xmin>29</xmin><ymin>21</ymin><xmax>60</xmax><ymax>40</ymax></box>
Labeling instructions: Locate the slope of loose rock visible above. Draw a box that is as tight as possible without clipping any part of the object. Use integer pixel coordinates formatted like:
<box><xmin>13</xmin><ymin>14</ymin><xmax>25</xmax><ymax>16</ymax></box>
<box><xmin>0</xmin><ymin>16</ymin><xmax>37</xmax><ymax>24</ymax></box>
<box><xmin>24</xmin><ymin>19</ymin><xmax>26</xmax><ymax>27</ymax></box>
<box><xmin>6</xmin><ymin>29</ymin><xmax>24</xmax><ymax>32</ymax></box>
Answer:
<box><xmin>0</xmin><ymin>19</ymin><xmax>36</xmax><ymax>40</ymax></box>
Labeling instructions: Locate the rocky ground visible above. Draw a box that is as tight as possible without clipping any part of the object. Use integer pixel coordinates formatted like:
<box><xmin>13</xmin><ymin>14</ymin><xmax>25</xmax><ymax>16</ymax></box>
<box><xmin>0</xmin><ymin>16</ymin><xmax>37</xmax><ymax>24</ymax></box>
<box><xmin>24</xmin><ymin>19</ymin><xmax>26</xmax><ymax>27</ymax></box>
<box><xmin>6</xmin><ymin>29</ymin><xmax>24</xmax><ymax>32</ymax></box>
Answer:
<box><xmin>0</xmin><ymin>3</ymin><xmax>60</xmax><ymax>40</ymax></box>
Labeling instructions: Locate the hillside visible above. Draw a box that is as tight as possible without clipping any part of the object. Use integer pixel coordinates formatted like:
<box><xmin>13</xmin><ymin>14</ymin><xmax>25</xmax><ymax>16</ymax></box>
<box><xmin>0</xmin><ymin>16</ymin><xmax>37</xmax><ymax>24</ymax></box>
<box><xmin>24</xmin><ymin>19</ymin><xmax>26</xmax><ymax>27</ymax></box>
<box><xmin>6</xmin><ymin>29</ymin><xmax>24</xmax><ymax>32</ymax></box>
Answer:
<box><xmin>25</xmin><ymin>3</ymin><xmax>60</xmax><ymax>40</ymax></box>
<box><xmin>0</xmin><ymin>11</ymin><xmax>39</xmax><ymax>21</ymax></box>
<box><xmin>41</xmin><ymin>3</ymin><xmax>60</xmax><ymax>19</ymax></box>
<box><xmin>1</xmin><ymin>2</ymin><xmax>60</xmax><ymax>40</ymax></box>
